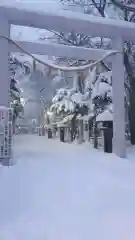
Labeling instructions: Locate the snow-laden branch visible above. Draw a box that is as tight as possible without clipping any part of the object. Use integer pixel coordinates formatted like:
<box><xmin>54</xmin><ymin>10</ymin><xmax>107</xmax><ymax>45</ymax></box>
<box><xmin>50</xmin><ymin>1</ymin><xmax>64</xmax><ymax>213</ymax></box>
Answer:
<box><xmin>110</xmin><ymin>0</ymin><xmax>135</xmax><ymax>12</ymax></box>
<box><xmin>0</xmin><ymin>35</ymin><xmax>121</xmax><ymax>72</ymax></box>
<box><xmin>50</xmin><ymin>68</ymin><xmax>114</xmax><ymax>119</ymax></box>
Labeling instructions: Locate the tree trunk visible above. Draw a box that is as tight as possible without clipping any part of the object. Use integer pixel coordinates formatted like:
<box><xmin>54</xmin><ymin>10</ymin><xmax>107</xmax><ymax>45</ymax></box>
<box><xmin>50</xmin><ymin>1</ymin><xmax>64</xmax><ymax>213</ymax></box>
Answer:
<box><xmin>128</xmin><ymin>77</ymin><xmax>135</xmax><ymax>145</ymax></box>
<box><xmin>124</xmin><ymin>52</ymin><xmax>135</xmax><ymax>144</ymax></box>
<box><xmin>71</xmin><ymin>115</ymin><xmax>77</xmax><ymax>141</ymax></box>
<box><xmin>78</xmin><ymin>73</ymin><xmax>84</xmax><ymax>94</ymax></box>
<box><xmin>12</xmin><ymin>119</ymin><xmax>16</xmax><ymax>134</ymax></box>
<box><xmin>88</xmin><ymin>119</ymin><xmax>93</xmax><ymax>140</ymax></box>
<box><xmin>93</xmin><ymin>121</ymin><xmax>98</xmax><ymax>149</ymax></box>
<box><xmin>78</xmin><ymin>119</ymin><xmax>84</xmax><ymax>143</ymax></box>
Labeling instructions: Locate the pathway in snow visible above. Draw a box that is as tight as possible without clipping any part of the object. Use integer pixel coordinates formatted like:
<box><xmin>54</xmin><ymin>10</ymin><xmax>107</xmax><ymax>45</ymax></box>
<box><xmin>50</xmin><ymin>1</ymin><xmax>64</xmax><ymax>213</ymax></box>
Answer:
<box><xmin>0</xmin><ymin>135</ymin><xmax>135</xmax><ymax>240</ymax></box>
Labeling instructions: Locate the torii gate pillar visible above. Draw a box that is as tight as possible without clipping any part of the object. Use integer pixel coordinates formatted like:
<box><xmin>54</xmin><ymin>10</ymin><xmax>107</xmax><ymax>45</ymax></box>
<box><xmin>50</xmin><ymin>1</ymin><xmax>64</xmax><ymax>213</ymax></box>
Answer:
<box><xmin>112</xmin><ymin>37</ymin><xmax>126</xmax><ymax>158</ymax></box>
<box><xmin>0</xmin><ymin>17</ymin><xmax>10</xmax><ymax>107</ymax></box>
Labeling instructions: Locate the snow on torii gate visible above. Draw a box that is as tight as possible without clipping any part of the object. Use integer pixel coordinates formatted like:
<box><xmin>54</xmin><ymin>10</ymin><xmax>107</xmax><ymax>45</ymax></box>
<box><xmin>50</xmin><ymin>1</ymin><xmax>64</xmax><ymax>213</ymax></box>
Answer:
<box><xmin>1</xmin><ymin>6</ymin><xmax>135</xmax><ymax>158</ymax></box>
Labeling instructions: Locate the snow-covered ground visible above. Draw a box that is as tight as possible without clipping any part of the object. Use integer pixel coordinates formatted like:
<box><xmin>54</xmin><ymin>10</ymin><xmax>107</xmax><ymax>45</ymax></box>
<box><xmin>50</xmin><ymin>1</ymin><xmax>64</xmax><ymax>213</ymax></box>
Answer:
<box><xmin>0</xmin><ymin>135</ymin><xmax>135</xmax><ymax>239</ymax></box>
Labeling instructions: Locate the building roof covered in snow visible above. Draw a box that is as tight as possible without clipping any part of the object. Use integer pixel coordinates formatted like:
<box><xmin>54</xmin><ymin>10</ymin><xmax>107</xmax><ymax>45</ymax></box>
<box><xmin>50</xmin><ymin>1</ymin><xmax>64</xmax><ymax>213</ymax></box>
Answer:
<box><xmin>96</xmin><ymin>109</ymin><xmax>113</xmax><ymax>122</ymax></box>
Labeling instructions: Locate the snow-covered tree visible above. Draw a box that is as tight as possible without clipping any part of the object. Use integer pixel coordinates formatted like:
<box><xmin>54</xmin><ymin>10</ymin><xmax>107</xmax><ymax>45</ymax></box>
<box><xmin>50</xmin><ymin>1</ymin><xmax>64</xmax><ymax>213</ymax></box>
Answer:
<box><xmin>9</xmin><ymin>56</ymin><xmax>26</xmax><ymax>131</ymax></box>
<box><xmin>50</xmin><ymin>85</ymin><xmax>89</xmax><ymax>140</ymax></box>
<box><xmin>52</xmin><ymin>0</ymin><xmax>135</xmax><ymax>144</ymax></box>
<box><xmin>51</xmin><ymin>86</ymin><xmax>88</xmax><ymax>118</ymax></box>
<box><xmin>51</xmin><ymin>67</ymin><xmax>113</xmax><ymax>120</ymax></box>
<box><xmin>92</xmin><ymin>71</ymin><xmax>112</xmax><ymax>113</ymax></box>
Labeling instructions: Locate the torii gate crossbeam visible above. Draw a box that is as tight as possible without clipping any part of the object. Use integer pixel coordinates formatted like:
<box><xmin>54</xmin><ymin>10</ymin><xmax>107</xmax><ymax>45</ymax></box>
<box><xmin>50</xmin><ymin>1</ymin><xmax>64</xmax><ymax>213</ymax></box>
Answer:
<box><xmin>0</xmin><ymin>5</ymin><xmax>131</xmax><ymax>158</ymax></box>
<box><xmin>1</xmin><ymin>5</ymin><xmax>135</xmax><ymax>40</ymax></box>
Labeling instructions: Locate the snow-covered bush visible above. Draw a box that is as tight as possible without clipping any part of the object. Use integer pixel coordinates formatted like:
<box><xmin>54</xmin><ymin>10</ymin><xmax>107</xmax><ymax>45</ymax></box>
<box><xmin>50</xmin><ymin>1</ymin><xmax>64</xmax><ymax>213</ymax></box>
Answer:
<box><xmin>50</xmin><ymin>68</ymin><xmax>113</xmax><ymax>123</ymax></box>
<box><xmin>9</xmin><ymin>56</ymin><xmax>25</xmax><ymax>133</ymax></box>
<box><xmin>51</xmin><ymin>88</ymin><xmax>77</xmax><ymax>116</ymax></box>
<box><xmin>51</xmin><ymin>85</ymin><xmax>90</xmax><ymax>118</ymax></box>
<box><xmin>91</xmin><ymin>71</ymin><xmax>112</xmax><ymax>114</ymax></box>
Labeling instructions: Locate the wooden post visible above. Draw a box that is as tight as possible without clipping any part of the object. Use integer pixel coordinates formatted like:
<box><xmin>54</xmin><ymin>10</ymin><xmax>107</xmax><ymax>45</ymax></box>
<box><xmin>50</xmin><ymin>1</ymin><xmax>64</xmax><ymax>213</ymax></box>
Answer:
<box><xmin>73</xmin><ymin>71</ymin><xmax>78</xmax><ymax>89</ymax></box>
<box><xmin>112</xmin><ymin>37</ymin><xmax>126</xmax><ymax>158</ymax></box>
<box><xmin>0</xmin><ymin>17</ymin><xmax>10</xmax><ymax>107</ymax></box>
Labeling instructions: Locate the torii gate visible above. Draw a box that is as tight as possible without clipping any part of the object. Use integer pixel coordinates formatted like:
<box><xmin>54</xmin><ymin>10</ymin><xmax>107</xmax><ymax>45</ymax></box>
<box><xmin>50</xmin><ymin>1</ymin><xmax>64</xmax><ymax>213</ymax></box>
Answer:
<box><xmin>0</xmin><ymin>5</ymin><xmax>135</xmax><ymax>158</ymax></box>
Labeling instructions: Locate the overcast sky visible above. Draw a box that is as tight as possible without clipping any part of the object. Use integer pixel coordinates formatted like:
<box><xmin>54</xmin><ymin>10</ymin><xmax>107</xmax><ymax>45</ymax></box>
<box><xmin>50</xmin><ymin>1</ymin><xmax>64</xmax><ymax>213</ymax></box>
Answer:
<box><xmin>0</xmin><ymin>0</ymin><xmax>61</xmax><ymax>10</ymax></box>
<box><xmin>0</xmin><ymin>0</ymin><xmax>62</xmax><ymax>41</ymax></box>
